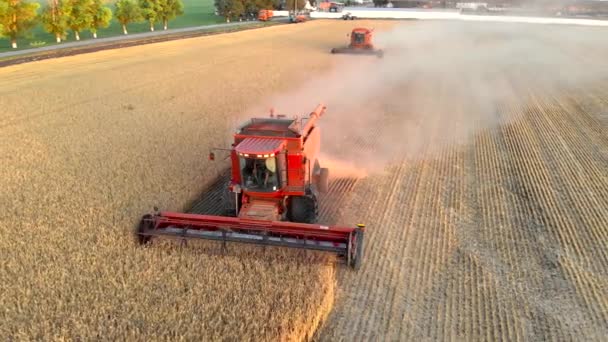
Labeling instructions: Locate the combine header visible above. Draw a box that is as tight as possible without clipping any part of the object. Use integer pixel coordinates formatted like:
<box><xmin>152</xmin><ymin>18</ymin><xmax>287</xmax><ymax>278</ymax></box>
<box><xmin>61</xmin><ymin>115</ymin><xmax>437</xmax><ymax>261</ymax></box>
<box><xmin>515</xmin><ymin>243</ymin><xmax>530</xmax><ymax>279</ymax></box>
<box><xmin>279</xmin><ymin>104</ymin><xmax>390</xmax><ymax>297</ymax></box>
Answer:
<box><xmin>331</xmin><ymin>27</ymin><xmax>384</xmax><ymax>58</ymax></box>
<box><xmin>136</xmin><ymin>104</ymin><xmax>365</xmax><ymax>269</ymax></box>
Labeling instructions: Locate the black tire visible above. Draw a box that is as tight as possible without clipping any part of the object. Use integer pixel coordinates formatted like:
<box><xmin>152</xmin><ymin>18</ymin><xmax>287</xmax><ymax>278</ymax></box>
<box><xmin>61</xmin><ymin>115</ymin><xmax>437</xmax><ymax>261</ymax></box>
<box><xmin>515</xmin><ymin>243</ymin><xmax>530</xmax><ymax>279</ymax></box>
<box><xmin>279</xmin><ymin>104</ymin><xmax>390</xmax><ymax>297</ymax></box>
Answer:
<box><xmin>136</xmin><ymin>214</ymin><xmax>153</xmax><ymax>245</ymax></box>
<box><xmin>288</xmin><ymin>195</ymin><xmax>318</xmax><ymax>223</ymax></box>
<box><xmin>350</xmin><ymin>228</ymin><xmax>364</xmax><ymax>270</ymax></box>
<box><xmin>318</xmin><ymin>168</ymin><xmax>329</xmax><ymax>193</ymax></box>
<box><xmin>331</xmin><ymin>48</ymin><xmax>336</xmax><ymax>54</ymax></box>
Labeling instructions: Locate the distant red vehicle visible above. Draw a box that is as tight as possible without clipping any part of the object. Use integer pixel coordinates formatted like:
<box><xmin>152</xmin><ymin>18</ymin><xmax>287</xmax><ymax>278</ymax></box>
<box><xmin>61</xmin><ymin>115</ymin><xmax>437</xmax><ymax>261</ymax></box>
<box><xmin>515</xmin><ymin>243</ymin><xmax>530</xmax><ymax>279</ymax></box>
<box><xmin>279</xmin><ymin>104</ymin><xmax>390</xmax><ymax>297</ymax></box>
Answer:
<box><xmin>331</xmin><ymin>27</ymin><xmax>384</xmax><ymax>58</ymax></box>
<box><xmin>258</xmin><ymin>9</ymin><xmax>274</xmax><ymax>21</ymax></box>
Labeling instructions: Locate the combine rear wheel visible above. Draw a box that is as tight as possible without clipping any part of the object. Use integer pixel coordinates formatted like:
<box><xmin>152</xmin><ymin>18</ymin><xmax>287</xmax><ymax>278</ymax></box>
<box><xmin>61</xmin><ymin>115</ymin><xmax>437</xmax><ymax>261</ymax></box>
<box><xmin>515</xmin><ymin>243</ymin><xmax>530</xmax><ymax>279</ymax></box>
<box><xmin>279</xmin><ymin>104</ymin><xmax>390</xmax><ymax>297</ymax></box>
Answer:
<box><xmin>135</xmin><ymin>214</ymin><xmax>153</xmax><ymax>245</ymax></box>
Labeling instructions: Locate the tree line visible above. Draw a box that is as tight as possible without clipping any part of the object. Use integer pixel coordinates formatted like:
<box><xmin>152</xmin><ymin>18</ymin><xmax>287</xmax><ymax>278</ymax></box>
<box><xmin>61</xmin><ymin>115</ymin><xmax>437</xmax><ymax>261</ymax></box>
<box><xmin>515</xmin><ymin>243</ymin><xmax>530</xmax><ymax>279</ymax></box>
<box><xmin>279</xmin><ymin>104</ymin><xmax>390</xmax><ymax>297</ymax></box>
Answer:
<box><xmin>0</xmin><ymin>0</ymin><xmax>184</xmax><ymax>49</ymax></box>
<box><xmin>214</xmin><ymin>0</ymin><xmax>305</xmax><ymax>22</ymax></box>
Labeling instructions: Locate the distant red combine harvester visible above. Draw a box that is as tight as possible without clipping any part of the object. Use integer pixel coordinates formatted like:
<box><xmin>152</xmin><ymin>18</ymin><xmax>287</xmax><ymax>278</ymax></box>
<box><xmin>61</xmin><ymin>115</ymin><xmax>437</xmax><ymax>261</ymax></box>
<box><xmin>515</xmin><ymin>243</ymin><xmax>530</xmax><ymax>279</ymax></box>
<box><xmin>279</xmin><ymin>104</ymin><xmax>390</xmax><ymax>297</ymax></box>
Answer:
<box><xmin>331</xmin><ymin>27</ymin><xmax>384</xmax><ymax>58</ymax></box>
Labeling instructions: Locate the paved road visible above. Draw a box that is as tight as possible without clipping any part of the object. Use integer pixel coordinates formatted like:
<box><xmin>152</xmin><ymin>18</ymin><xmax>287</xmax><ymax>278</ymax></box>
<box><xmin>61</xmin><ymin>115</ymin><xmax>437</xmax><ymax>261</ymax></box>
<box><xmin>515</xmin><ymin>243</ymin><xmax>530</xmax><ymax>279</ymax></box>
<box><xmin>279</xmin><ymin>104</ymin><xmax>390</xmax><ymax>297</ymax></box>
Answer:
<box><xmin>0</xmin><ymin>20</ymin><xmax>276</xmax><ymax>58</ymax></box>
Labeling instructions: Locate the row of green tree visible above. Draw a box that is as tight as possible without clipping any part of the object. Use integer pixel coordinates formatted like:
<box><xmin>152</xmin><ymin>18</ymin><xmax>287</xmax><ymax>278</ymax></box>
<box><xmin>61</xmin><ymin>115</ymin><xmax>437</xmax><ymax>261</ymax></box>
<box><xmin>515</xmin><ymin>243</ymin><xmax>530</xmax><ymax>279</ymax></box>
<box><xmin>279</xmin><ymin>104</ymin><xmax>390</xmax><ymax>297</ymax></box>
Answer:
<box><xmin>0</xmin><ymin>0</ymin><xmax>184</xmax><ymax>49</ymax></box>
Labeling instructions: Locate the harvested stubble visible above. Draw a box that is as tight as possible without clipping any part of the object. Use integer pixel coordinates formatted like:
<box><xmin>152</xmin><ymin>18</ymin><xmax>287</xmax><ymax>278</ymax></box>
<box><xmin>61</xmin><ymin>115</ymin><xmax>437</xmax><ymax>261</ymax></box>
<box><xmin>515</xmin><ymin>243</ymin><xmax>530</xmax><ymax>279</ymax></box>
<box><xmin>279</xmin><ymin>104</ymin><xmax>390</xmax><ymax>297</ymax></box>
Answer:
<box><xmin>0</xmin><ymin>20</ymin><xmax>388</xmax><ymax>340</ymax></box>
<box><xmin>5</xmin><ymin>18</ymin><xmax>606</xmax><ymax>342</ymax></box>
<box><xmin>316</xmin><ymin>23</ymin><xmax>608</xmax><ymax>341</ymax></box>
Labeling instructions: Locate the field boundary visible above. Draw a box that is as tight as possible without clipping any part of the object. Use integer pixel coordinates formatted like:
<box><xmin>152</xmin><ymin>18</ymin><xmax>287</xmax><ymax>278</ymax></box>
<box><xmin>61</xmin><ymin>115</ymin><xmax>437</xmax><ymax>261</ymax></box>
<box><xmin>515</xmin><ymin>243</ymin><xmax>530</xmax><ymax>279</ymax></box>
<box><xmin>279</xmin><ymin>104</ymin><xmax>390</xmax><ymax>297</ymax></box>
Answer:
<box><xmin>313</xmin><ymin>8</ymin><xmax>608</xmax><ymax>26</ymax></box>
<box><xmin>0</xmin><ymin>21</ymin><xmax>286</xmax><ymax>68</ymax></box>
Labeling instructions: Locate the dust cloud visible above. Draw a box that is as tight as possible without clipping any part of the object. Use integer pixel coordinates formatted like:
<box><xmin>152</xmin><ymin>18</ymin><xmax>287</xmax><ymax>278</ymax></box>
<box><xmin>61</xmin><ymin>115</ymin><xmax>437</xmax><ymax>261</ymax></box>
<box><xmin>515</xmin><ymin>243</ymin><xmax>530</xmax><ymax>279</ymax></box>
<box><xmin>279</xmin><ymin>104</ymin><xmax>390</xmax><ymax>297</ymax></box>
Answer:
<box><xmin>250</xmin><ymin>21</ymin><xmax>608</xmax><ymax>177</ymax></box>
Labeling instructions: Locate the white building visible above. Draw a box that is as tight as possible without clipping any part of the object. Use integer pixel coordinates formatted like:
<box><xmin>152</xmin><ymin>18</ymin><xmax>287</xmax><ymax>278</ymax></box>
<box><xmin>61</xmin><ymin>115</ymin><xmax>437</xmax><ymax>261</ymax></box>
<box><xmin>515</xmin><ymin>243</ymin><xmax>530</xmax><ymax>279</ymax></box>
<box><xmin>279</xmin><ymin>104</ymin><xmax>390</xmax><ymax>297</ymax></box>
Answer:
<box><xmin>456</xmin><ymin>2</ymin><xmax>488</xmax><ymax>10</ymax></box>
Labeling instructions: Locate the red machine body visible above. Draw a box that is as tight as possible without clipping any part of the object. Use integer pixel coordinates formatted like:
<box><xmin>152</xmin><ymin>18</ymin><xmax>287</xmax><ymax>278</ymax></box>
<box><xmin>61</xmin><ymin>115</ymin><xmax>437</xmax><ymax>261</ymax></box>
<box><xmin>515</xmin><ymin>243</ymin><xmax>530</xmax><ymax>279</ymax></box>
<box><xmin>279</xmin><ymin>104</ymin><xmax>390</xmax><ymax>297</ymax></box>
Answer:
<box><xmin>331</xmin><ymin>27</ymin><xmax>384</xmax><ymax>58</ymax></box>
<box><xmin>228</xmin><ymin>104</ymin><xmax>326</xmax><ymax>222</ymax></box>
<box><xmin>136</xmin><ymin>104</ymin><xmax>364</xmax><ymax>269</ymax></box>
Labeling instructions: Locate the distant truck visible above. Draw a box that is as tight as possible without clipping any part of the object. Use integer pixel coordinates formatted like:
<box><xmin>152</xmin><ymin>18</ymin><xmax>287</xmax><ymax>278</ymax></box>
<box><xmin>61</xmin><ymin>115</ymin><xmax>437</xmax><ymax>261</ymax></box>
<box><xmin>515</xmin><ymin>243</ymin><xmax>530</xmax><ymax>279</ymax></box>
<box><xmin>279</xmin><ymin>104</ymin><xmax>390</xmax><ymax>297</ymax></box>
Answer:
<box><xmin>258</xmin><ymin>9</ymin><xmax>274</xmax><ymax>21</ymax></box>
<box><xmin>342</xmin><ymin>12</ymin><xmax>357</xmax><ymax>20</ymax></box>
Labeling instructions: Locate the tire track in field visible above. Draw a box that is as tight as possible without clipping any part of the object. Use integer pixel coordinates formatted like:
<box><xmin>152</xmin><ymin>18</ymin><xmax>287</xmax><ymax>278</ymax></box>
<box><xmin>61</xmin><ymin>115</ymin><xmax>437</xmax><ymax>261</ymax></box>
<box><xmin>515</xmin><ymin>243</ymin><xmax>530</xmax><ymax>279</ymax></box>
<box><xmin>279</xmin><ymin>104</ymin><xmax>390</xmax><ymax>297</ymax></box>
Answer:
<box><xmin>570</xmin><ymin>87</ymin><xmax>608</xmax><ymax>127</ymax></box>
<box><xmin>422</xmin><ymin>76</ymin><xmax>539</xmax><ymax>341</ymax></box>
<box><xmin>320</xmin><ymin>67</ymin><xmax>608</xmax><ymax>341</ymax></box>
<box><xmin>455</xmin><ymin>98</ymin><xmax>547</xmax><ymax>341</ymax></box>
<box><xmin>555</xmin><ymin>89</ymin><xmax>608</xmax><ymax>146</ymax></box>
<box><xmin>317</xmin><ymin>102</ymin><xmax>418</xmax><ymax>338</ymax></box>
<box><xmin>524</xmin><ymin>90</ymin><xmax>608</xmax><ymax>333</ymax></box>
<box><xmin>318</xmin><ymin>178</ymin><xmax>359</xmax><ymax>225</ymax></box>
<box><xmin>369</xmin><ymin>83</ymin><xmax>440</xmax><ymax>339</ymax></box>
<box><xmin>323</xmin><ymin>77</ymin><xmax>460</xmax><ymax>340</ymax></box>
<box><xmin>394</xmin><ymin>78</ymin><xmax>464</xmax><ymax>340</ymax></box>
<box><xmin>493</xmin><ymin>86</ymin><xmax>607</xmax><ymax>340</ymax></box>
<box><xmin>318</xmin><ymin>88</ymin><xmax>423</xmax><ymax>339</ymax></box>
<box><xmin>530</xmin><ymin>93</ymin><xmax>608</xmax><ymax>268</ymax></box>
<box><xmin>501</xmin><ymin>99</ymin><xmax>580</xmax><ymax>340</ymax></box>
<box><xmin>368</xmin><ymin>84</ymin><xmax>446</xmax><ymax>340</ymax></box>
<box><xmin>319</xmin><ymin>77</ymin><xmax>469</xmax><ymax>340</ymax></box>
<box><xmin>421</xmin><ymin>79</ymin><xmax>520</xmax><ymax>341</ymax></box>
<box><xmin>482</xmin><ymin>101</ymin><xmax>535</xmax><ymax>341</ymax></box>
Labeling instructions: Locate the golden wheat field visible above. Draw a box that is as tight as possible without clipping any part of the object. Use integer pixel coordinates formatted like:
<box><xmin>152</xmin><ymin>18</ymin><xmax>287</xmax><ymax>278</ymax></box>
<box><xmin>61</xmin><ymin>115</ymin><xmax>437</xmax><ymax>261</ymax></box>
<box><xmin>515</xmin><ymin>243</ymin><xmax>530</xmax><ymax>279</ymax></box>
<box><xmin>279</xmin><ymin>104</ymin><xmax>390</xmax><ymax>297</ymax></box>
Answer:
<box><xmin>1</xmin><ymin>19</ymin><xmax>607</xmax><ymax>341</ymax></box>
<box><xmin>0</xmin><ymin>21</ymin><xmax>355</xmax><ymax>340</ymax></box>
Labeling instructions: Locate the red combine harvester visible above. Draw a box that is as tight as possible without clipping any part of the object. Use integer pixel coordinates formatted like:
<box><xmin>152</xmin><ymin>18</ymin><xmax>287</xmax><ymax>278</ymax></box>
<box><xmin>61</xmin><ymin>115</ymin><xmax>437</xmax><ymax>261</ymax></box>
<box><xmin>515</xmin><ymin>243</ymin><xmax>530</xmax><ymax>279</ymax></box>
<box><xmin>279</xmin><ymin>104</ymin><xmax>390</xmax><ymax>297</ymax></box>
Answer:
<box><xmin>331</xmin><ymin>27</ymin><xmax>384</xmax><ymax>58</ymax></box>
<box><xmin>136</xmin><ymin>104</ymin><xmax>365</xmax><ymax>269</ymax></box>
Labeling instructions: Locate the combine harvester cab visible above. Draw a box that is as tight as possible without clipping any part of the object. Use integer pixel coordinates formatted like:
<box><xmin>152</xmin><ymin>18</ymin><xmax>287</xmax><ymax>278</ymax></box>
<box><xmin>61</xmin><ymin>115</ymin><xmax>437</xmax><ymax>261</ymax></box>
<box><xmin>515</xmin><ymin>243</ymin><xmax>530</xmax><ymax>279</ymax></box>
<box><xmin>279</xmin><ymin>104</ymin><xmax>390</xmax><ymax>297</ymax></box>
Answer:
<box><xmin>136</xmin><ymin>104</ymin><xmax>365</xmax><ymax>269</ymax></box>
<box><xmin>331</xmin><ymin>27</ymin><xmax>384</xmax><ymax>58</ymax></box>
